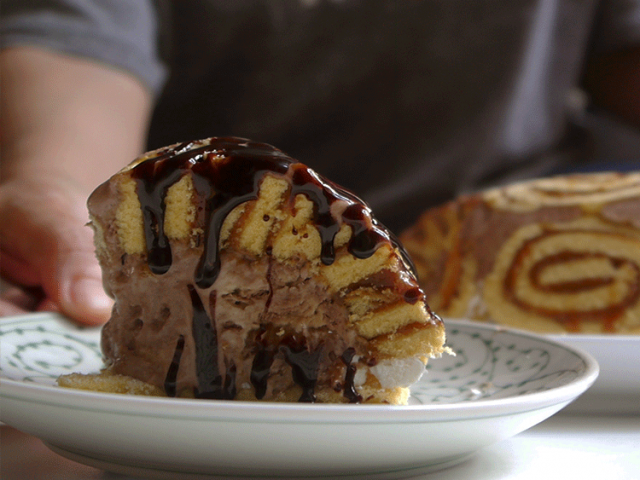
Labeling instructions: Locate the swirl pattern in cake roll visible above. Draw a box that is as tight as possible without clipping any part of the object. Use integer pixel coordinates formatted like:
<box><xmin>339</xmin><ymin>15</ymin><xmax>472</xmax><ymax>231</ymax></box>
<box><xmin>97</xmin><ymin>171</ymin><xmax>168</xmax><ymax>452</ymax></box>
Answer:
<box><xmin>485</xmin><ymin>171</ymin><xmax>640</xmax><ymax>212</ymax></box>
<box><xmin>401</xmin><ymin>172</ymin><xmax>640</xmax><ymax>334</ymax></box>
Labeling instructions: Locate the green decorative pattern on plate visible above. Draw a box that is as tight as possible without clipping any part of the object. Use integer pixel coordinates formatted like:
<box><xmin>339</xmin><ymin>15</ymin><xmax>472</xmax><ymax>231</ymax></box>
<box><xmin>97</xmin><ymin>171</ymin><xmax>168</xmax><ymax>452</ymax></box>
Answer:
<box><xmin>0</xmin><ymin>313</ymin><xmax>102</xmax><ymax>384</ymax></box>
<box><xmin>412</xmin><ymin>324</ymin><xmax>588</xmax><ymax>404</ymax></box>
<box><xmin>1</xmin><ymin>314</ymin><xmax>588</xmax><ymax>405</ymax></box>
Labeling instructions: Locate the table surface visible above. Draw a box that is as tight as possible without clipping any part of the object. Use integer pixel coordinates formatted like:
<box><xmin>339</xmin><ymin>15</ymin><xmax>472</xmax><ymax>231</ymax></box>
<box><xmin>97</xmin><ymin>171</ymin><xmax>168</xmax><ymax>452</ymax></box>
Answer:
<box><xmin>1</xmin><ymin>412</ymin><xmax>639</xmax><ymax>480</ymax></box>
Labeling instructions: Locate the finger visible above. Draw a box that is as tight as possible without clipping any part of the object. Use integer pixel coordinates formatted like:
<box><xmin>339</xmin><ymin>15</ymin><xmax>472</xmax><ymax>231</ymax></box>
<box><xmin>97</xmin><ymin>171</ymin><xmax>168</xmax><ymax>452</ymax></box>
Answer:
<box><xmin>37</xmin><ymin>297</ymin><xmax>60</xmax><ymax>313</ymax></box>
<box><xmin>0</xmin><ymin>286</ymin><xmax>63</xmax><ymax>317</ymax></box>
<box><xmin>0</xmin><ymin>299</ymin><xmax>29</xmax><ymax>317</ymax></box>
<box><xmin>55</xmin><ymin>247</ymin><xmax>113</xmax><ymax>326</ymax></box>
<box><xmin>0</xmin><ymin>286</ymin><xmax>41</xmax><ymax>314</ymax></box>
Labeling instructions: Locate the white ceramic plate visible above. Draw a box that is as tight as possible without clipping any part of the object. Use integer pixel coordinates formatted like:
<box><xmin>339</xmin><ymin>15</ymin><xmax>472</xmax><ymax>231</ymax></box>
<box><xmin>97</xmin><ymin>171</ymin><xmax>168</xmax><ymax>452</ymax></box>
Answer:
<box><xmin>547</xmin><ymin>333</ymin><xmax>640</xmax><ymax>413</ymax></box>
<box><xmin>0</xmin><ymin>313</ymin><xmax>597</xmax><ymax>479</ymax></box>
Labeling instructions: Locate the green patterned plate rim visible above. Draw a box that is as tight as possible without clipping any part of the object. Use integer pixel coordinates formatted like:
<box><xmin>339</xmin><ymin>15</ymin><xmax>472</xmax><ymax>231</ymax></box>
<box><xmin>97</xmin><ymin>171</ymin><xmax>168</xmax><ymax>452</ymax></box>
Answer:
<box><xmin>0</xmin><ymin>312</ymin><xmax>598</xmax><ymax>406</ymax></box>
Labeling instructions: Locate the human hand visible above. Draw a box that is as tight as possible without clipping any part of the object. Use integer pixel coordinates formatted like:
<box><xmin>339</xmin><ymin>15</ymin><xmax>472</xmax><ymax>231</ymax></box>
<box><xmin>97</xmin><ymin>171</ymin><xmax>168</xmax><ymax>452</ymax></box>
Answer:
<box><xmin>0</xmin><ymin>46</ymin><xmax>154</xmax><ymax>325</ymax></box>
<box><xmin>0</xmin><ymin>173</ymin><xmax>112</xmax><ymax>325</ymax></box>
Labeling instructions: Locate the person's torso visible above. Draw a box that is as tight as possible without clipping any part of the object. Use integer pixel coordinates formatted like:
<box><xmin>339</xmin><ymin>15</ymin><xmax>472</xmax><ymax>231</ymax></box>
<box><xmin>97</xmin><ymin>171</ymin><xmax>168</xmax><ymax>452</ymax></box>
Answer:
<box><xmin>149</xmin><ymin>0</ymin><xmax>598</xmax><ymax>231</ymax></box>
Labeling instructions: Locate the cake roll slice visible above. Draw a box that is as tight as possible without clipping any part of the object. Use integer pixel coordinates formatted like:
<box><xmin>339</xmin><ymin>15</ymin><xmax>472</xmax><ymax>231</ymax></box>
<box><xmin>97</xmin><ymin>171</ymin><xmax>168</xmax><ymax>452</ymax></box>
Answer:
<box><xmin>80</xmin><ymin>137</ymin><xmax>445</xmax><ymax>404</ymax></box>
<box><xmin>401</xmin><ymin>172</ymin><xmax>640</xmax><ymax>334</ymax></box>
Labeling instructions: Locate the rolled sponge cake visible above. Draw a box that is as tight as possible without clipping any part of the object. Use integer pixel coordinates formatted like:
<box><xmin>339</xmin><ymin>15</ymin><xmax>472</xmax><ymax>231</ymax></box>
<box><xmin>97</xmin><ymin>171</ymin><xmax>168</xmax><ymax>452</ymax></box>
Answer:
<box><xmin>69</xmin><ymin>137</ymin><xmax>446</xmax><ymax>404</ymax></box>
<box><xmin>401</xmin><ymin>172</ymin><xmax>640</xmax><ymax>334</ymax></box>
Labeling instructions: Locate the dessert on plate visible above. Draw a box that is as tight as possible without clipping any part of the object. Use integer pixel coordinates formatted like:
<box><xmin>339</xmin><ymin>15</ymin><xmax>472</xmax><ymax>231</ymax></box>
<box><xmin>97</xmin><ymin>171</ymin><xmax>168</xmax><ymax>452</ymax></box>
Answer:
<box><xmin>401</xmin><ymin>172</ymin><xmax>640</xmax><ymax>334</ymax></box>
<box><xmin>59</xmin><ymin>137</ymin><xmax>446</xmax><ymax>404</ymax></box>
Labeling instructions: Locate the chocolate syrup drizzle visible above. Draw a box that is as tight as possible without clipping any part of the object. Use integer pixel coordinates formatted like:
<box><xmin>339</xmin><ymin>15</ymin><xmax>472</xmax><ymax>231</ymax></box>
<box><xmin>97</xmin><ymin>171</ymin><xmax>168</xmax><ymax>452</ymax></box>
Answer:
<box><xmin>187</xmin><ymin>285</ymin><xmax>237</xmax><ymax>399</ymax></box>
<box><xmin>250</xmin><ymin>325</ymin><xmax>323</xmax><ymax>402</ymax></box>
<box><xmin>130</xmin><ymin>137</ymin><xmax>417</xmax><ymax>287</ymax></box>
<box><xmin>163</xmin><ymin>335</ymin><xmax>185</xmax><ymax>397</ymax></box>
<box><xmin>341</xmin><ymin>347</ymin><xmax>363</xmax><ymax>403</ymax></box>
<box><xmin>131</xmin><ymin>137</ymin><xmax>422</xmax><ymax>401</ymax></box>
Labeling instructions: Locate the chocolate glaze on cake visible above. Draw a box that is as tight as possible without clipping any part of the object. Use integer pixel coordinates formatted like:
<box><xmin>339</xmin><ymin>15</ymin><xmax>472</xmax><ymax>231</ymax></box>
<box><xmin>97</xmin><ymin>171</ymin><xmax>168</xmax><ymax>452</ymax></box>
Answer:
<box><xmin>130</xmin><ymin>137</ymin><xmax>416</xmax><ymax>289</ymax></box>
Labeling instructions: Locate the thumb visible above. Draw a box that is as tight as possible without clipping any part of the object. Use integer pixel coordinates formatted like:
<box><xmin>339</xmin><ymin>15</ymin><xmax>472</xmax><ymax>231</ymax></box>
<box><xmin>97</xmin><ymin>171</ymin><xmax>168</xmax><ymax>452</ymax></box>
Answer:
<box><xmin>53</xmin><ymin>244</ymin><xmax>113</xmax><ymax>326</ymax></box>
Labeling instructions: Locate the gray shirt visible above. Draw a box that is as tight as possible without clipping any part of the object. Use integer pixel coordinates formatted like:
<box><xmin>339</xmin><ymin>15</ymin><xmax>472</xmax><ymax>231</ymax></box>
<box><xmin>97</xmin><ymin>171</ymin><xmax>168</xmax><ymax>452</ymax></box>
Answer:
<box><xmin>2</xmin><ymin>0</ymin><xmax>640</xmax><ymax>231</ymax></box>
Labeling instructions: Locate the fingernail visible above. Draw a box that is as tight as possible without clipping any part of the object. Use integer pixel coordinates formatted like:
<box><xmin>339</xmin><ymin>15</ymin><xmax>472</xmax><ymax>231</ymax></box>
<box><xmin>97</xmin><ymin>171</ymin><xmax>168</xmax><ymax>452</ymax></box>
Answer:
<box><xmin>69</xmin><ymin>278</ymin><xmax>113</xmax><ymax>325</ymax></box>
